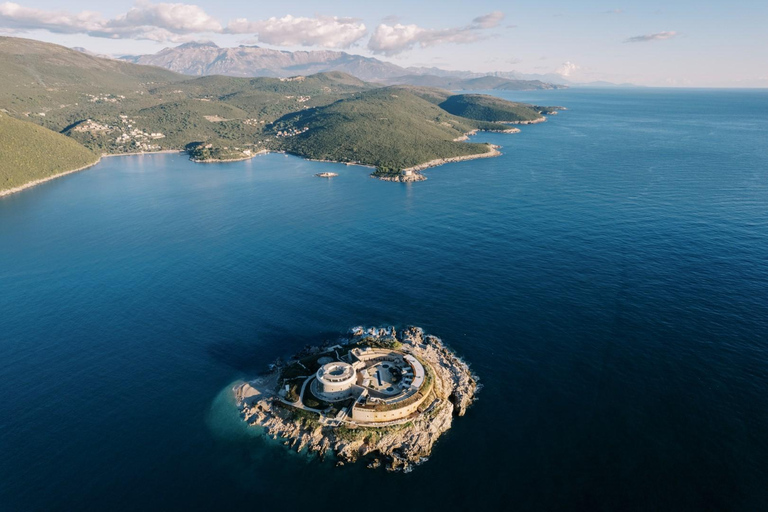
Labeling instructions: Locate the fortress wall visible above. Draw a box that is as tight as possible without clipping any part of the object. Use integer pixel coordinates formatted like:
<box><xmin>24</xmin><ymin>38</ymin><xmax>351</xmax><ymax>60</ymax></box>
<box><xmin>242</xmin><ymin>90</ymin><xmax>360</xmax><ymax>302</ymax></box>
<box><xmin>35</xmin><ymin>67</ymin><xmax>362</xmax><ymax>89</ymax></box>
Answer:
<box><xmin>348</xmin><ymin>348</ymin><xmax>435</xmax><ymax>423</ymax></box>
<box><xmin>351</xmin><ymin>394</ymin><xmax>424</xmax><ymax>422</ymax></box>
<box><xmin>350</xmin><ymin>379</ymin><xmax>433</xmax><ymax>423</ymax></box>
<box><xmin>351</xmin><ymin>348</ymin><xmax>404</xmax><ymax>364</ymax></box>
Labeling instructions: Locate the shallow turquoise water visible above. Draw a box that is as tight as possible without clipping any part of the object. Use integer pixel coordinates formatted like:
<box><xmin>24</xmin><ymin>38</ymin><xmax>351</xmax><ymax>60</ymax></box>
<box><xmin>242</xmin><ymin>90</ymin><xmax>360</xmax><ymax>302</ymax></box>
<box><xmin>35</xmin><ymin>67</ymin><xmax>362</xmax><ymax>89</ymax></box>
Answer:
<box><xmin>1</xmin><ymin>88</ymin><xmax>768</xmax><ymax>511</ymax></box>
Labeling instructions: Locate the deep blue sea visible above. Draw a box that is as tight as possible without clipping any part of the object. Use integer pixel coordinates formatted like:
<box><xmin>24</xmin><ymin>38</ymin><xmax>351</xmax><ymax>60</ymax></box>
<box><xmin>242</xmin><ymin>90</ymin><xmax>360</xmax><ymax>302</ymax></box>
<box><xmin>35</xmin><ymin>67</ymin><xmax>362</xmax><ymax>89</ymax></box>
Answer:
<box><xmin>1</xmin><ymin>88</ymin><xmax>768</xmax><ymax>511</ymax></box>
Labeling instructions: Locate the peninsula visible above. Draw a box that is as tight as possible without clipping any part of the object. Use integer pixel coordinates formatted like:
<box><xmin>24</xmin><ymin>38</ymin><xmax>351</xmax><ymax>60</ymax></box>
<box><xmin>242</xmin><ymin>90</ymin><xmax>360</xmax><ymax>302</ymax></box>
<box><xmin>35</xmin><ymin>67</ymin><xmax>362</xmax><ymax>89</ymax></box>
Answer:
<box><xmin>235</xmin><ymin>326</ymin><xmax>478</xmax><ymax>471</ymax></box>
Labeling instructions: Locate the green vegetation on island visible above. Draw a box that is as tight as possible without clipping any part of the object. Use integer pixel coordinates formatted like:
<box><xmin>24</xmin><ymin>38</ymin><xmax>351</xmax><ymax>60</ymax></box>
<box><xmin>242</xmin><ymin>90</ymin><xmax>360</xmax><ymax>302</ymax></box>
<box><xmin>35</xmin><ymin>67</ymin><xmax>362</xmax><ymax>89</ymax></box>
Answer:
<box><xmin>0</xmin><ymin>36</ymin><xmax>564</xmax><ymax>194</ymax></box>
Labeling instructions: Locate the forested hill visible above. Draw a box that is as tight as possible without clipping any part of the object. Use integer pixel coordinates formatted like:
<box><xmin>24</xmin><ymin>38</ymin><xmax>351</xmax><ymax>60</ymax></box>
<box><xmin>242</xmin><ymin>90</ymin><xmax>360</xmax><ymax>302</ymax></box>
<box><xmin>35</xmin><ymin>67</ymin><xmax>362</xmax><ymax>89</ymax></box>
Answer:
<box><xmin>0</xmin><ymin>37</ymin><xmax>184</xmax><ymax>104</ymax></box>
<box><xmin>0</xmin><ymin>113</ymin><xmax>98</xmax><ymax>194</ymax></box>
<box><xmin>438</xmin><ymin>94</ymin><xmax>546</xmax><ymax>123</ymax></box>
<box><xmin>268</xmin><ymin>87</ymin><xmax>518</xmax><ymax>172</ymax></box>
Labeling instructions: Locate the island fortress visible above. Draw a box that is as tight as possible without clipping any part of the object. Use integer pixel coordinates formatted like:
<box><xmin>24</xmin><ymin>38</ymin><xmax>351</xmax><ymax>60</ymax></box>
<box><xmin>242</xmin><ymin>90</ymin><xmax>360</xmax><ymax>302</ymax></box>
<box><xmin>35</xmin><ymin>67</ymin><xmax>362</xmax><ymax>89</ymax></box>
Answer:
<box><xmin>234</xmin><ymin>326</ymin><xmax>478</xmax><ymax>471</ymax></box>
<box><xmin>312</xmin><ymin>347</ymin><xmax>432</xmax><ymax>423</ymax></box>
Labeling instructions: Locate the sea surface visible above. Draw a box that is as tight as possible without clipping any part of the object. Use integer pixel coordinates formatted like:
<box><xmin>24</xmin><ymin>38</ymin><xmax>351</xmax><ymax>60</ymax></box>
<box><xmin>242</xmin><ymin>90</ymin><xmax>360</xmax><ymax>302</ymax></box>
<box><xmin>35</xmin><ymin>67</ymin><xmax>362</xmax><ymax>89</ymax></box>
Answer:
<box><xmin>1</xmin><ymin>88</ymin><xmax>768</xmax><ymax>511</ymax></box>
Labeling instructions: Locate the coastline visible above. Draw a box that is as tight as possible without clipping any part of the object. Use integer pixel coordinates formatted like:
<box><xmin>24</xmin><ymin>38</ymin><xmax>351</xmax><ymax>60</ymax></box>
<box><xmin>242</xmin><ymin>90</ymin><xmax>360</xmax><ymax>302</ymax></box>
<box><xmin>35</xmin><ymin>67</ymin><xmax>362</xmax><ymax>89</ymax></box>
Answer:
<box><xmin>402</xmin><ymin>145</ymin><xmax>502</xmax><ymax>172</ymax></box>
<box><xmin>454</xmin><ymin>127</ymin><xmax>520</xmax><ymax>142</ymax></box>
<box><xmin>1</xmin><ymin>149</ymin><xmax>184</xmax><ymax>198</ymax></box>
<box><xmin>101</xmin><ymin>149</ymin><xmax>184</xmax><ymax>158</ymax></box>
<box><xmin>304</xmin><ymin>156</ymin><xmax>377</xmax><ymax>170</ymax></box>
<box><xmin>375</xmin><ymin>122</ymin><xmax>519</xmax><ymax>182</ymax></box>
<box><xmin>505</xmin><ymin>116</ymin><xmax>547</xmax><ymax>125</ymax></box>
<box><xmin>0</xmin><ymin>158</ymin><xmax>101</xmax><ymax>198</ymax></box>
<box><xmin>190</xmin><ymin>149</ymin><xmax>269</xmax><ymax>164</ymax></box>
<box><xmin>375</xmin><ymin>144</ymin><xmax>502</xmax><ymax>182</ymax></box>
<box><xmin>3</xmin><ymin>123</ymin><xmax>518</xmax><ymax>197</ymax></box>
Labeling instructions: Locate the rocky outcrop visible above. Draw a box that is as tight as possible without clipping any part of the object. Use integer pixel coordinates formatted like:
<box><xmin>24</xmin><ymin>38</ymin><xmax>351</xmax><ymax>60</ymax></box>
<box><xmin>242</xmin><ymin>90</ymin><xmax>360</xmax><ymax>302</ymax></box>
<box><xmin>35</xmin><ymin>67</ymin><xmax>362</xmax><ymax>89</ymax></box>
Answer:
<box><xmin>235</xmin><ymin>326</ymin><xmax>479</xmax><ymax>472</ymax></box>
<box><xmin>375</xmin><ymin>173</ymin><xmax>428</xmax><ymax>183</ymax></box>
<box><xmin>401</xmin><ymin>145</ymin><xmax>501</xmax><ymax>173</ymax></box>
<box><xmin>399</xmin><ymin>326</ymin><xmax>477</xmax><ymax>416</ymax></box>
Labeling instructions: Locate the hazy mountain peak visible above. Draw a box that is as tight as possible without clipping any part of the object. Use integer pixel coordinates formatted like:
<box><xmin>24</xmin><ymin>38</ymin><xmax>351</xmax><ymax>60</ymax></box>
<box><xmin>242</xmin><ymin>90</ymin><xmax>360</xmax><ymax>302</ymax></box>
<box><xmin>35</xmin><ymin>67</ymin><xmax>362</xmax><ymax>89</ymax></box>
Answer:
<box><xmin>121</xmin><ymin>43</ymin><xmax>565</xmax><ymax>89</ymax></box>
<box><xmin>177</xmin><ymin>41</ymin><xmax>219</xmax><ymax>49</ymax></box>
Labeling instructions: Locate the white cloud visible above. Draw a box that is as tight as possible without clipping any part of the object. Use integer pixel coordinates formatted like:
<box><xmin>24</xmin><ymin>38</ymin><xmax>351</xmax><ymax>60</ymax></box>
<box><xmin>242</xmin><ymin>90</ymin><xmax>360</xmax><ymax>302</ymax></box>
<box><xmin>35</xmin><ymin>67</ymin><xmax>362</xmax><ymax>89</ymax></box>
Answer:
<box><xmin>0</xmin><ymin>2</ymin><xmax>368</xmax><ymax>47</ymax></box>
<box><xmin>227</xmin><ymin>15</ymin><xmax>366</xmax><ymax>48</ymax></box>
<box><xmin>0</xmin><ymin>1</ymin><xmax>220</xmax><ymax>41</ymax></box>
<box><xmin>556</xmin><ymin>61</ymin><xmax>579</xmax><ymax>77</ymax></box>
<box><xmin>472</xmin><ymin>11</ymin><xmax>504</xmax><ymax>29</ymax></box>
<box><xmin>625</xmin><ymin>31</ymin><xmax>677</xmax><ymax>43</ymax></box>
<box><xmin>367</xmin><ymin>24</ymin><xmax>426</xmax><ymax>56</ymax></box>
<box><xmin>105</xmin><ymin>2</ymin><xmax>222</xmax><ymax>34</ymax></box>
<box><xmin>0</xmin><ymin>3</ymin><xmax>103</xmax><ymax>34</ymax></box>
<box><xmin>368</xmin><ymin>11</ymin><xmax>505</xmax><ymax>56</ymax></box>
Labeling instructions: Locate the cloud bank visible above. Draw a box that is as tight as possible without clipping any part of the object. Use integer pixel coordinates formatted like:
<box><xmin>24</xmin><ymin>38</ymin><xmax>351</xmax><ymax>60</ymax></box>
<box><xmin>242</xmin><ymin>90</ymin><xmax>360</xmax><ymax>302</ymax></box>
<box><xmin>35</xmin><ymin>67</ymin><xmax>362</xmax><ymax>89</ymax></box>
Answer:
<box><xmin>0</xmin><ymin>2</ymin><xmax>366</xmax><ymax>47</ymax></box>
<box><xmin>625</xmin><ymin>31</ymin><xmax>677</xmax><ymax>43</ymax></box>
<box><xmin>0</xmin><ymin>3</ymin><xmax>505</xmax><ymax>53</ymax></box>
<box><xmin>0</xmin><ymin>1</ymin><xmax>222</xmax><ymax>42</ymax></box>
<box><xmin>368</xmin><ymin>11</ymin><xmax>504</xmax><ymax>56</ymax></box>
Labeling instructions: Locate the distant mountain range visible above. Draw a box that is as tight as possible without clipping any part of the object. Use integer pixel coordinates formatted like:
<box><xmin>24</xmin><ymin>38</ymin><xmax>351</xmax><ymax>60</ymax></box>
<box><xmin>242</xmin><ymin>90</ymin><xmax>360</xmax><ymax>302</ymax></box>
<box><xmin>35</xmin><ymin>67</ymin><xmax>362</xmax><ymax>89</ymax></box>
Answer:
<box><xmin>381</xmin><ymin>74</ymin><xmax>564</xmax><ymax>91</ymax></box>
<box><xmin>120</xmin><ymin>42</ymin><xmax>568</xmax><ymax>90</ymax></box>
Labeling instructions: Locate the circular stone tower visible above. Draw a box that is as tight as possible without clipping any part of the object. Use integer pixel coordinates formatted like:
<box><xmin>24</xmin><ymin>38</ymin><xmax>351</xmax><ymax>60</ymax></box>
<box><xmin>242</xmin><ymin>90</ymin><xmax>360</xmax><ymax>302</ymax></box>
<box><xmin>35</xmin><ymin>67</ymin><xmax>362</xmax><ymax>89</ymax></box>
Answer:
<box><xmin>316</xmin><ymin>362</ymin><xmax>356</xmax><ymax>399</ymax></box>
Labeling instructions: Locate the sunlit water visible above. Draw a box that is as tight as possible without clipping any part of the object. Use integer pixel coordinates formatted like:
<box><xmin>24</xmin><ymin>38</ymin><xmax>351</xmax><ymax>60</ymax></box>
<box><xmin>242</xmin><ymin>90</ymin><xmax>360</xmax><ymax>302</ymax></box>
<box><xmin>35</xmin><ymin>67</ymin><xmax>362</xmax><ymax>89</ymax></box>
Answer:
<box><xmin>1</xmin><ymin>88</ymin><xmax>768</xmax><ymax>511</ymax></box>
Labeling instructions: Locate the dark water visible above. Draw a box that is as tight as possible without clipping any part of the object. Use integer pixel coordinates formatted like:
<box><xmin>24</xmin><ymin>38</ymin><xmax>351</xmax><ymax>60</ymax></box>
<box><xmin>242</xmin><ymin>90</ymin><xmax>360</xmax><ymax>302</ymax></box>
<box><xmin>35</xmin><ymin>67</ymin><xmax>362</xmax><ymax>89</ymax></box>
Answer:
<box><xmin>1</xmin><ymin>88</ymin><xmax>768</xmax><ymax>511</ymax></box>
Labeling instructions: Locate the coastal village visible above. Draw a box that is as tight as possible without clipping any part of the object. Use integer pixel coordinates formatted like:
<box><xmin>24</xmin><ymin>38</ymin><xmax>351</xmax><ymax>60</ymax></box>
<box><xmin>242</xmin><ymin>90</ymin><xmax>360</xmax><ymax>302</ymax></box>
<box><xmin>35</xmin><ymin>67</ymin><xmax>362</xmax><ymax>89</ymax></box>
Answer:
<box><xmin>69</xmin><ymin>113</ymin><xmax>168</xmax><ymax>153</ymax></box>
<box><xmin>236</xmin><ymin>326</ymin><xmax>478</xmax><ymax>471</ymax></box>
<box><xmin>58</xmin><ymin>89</ymin><xmax>311</xmax><ymax>155</ymax></box>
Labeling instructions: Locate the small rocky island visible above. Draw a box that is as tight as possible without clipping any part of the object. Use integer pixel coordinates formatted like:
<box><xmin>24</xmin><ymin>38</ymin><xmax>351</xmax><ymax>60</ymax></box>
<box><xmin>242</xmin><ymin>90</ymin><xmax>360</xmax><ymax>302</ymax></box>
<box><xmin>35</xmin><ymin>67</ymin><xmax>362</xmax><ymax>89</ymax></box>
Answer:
<box><xmin>234</xmin><ymin>326</ymin><xmax>478</xmax><ymax>471</ymax></box>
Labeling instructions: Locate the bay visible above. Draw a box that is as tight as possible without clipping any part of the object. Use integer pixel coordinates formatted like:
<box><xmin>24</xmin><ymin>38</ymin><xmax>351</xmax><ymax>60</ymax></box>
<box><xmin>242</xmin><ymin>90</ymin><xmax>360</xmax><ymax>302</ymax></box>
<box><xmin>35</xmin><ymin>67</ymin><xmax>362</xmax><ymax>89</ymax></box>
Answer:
<box><xmin>1</xmin><ymin>88</ymin><xmax>768</xmax><ymax>511</ymax></box>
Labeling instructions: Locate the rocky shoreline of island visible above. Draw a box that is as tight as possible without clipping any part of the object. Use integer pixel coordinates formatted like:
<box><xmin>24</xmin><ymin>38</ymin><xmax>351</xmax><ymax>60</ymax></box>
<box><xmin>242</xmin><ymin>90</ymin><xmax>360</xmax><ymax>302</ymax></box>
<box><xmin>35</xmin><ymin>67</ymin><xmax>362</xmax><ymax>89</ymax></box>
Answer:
<box><xmin>234</xmin><ymin>326</ymin><xmax>478</xmax><ymax>472</ymax></box>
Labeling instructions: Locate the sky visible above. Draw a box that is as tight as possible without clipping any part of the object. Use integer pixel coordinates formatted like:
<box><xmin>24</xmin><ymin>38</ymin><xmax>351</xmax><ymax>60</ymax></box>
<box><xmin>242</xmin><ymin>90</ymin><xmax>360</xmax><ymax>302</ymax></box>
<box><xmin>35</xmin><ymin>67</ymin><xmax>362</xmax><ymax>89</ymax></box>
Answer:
<box><xmin>0</xmin><ymin>0</ymin><xmax>766</xmax><ymax>87</ymax></box>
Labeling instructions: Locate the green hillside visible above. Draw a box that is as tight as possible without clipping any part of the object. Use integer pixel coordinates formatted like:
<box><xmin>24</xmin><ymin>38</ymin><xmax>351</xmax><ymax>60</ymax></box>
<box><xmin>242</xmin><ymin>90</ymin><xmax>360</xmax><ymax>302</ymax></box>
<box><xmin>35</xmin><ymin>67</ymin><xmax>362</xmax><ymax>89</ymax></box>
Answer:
<box><xmin>0</xmin><ymin>36</ymin><xmax>184</xmax><ymax>110</ymax></box>
<box><xmin>459</xmin><ymin>76</ymin><xmax>562</xmax><ymax>91</ymax></box>
<box><xmin>0</xmin><ymin>112</ymin><xmax>98</xmax><ymax>193</ymax></box>
<box><xmin>438</xmin><ymin>94</ymin><xmax>545</xmax><ymax>122</ymax></box>
<box><xmin>269</xmin><ymin>88</ymin><xmax>508</xmax><ymax>172</ymax></box>
<box><xmin>55</xmin><ymin>71</ymin><xmax>372</xmax><ymax>155</ymax></box>
<box><xmin>390</xmin><ymin>85</ymin><xmax>454</xmax><ymax>105</ymax></box>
